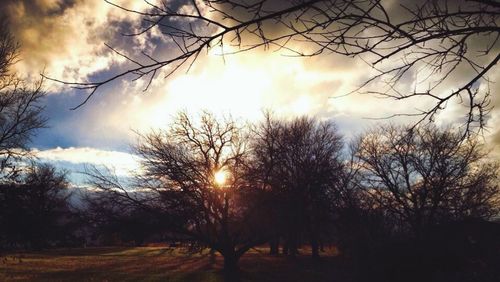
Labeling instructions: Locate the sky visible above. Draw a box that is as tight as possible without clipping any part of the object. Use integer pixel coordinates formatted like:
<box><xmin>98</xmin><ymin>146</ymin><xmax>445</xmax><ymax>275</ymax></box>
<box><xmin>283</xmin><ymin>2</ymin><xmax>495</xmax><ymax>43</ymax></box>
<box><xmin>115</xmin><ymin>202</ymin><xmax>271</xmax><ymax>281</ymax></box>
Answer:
<box><xmin>1</xmin><ymin>0</ymin><xmax>499</xmax><ymax>185</ymax></box>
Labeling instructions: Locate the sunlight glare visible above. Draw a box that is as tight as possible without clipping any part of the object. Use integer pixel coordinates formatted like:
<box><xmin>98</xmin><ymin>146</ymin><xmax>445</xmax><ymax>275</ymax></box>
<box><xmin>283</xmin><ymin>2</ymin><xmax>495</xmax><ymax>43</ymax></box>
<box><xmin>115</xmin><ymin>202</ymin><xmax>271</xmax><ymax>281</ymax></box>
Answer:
<box><xmin>134</xmin><ymin>51</ymin><xmax>359</xmax><ymax>132</ymax></box>
<box><xmin>214</xmin><ymin>170</ymin><xmax>227</xmax><ymax>186</ymax></box>
<box><xmin>291</xmin><ymin>95</ymin><xmax>312</xmax><ymax>115</ymax></box>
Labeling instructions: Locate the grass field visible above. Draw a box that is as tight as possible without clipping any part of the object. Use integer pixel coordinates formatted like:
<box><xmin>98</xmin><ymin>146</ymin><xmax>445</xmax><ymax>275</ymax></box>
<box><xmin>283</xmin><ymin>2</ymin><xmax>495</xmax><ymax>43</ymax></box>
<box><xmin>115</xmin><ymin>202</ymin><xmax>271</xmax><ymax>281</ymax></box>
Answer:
<box><xmin>0</xmin><ymin>246</ymin><xmax>349</xmax><ymax>281</ymax></box>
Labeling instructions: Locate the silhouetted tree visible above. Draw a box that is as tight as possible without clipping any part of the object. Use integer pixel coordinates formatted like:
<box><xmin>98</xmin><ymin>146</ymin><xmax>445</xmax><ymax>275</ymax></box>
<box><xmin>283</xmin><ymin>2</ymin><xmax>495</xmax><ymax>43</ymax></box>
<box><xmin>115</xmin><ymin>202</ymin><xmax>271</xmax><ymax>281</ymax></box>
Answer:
<box><xmin>0</xmin><ymin>163</ymin><xmax>75</xmax><ymax>250</ymax></box>
<box><xmin>330</xmin><ymin>126</ymin><xmax>500</xmax><ymax>282</ymax></box>
<box><xmin>82</xmin><ymin>188</ymin><xmax>165</xmax><ymax>246</ymax></box>
<box><xmin>0</xmin><ymin>19</ymin><xmax>51</xmax><ymax>251</ymax></box>
<box><xmin>0</xmin><ymin>17</ymin><xmax>46</xmax><ymax>181</ymax></box>
<box><xmin>86</xmin><ymin>111</ymin><xmax>268</xmax><ymax>274</ymax></box>
<box><xmin>250</xmin><ymin>114</ymin><xmax>344</xmax><ymax>258</ymax></box>
<box><xmin>332</xmin><ymin>142</ymin><xmax>392</xmax><ymax>258</ymax></box>
<box><xmin>355</xmin><ymin>125</ymin><xmax>499</xmax><ymax>237</ymax></box>
<box><xmin>58</xmin><ymin>0</ymin><xmax>499</xmax><ymax>134</ymax></box>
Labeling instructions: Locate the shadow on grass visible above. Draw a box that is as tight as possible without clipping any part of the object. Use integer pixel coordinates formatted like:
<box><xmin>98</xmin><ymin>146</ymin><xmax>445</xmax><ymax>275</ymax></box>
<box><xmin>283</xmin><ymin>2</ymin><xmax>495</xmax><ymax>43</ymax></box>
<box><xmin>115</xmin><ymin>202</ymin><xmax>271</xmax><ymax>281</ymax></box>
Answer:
<box><xmin>1</xmin><ymin>248</ymin><xmax>222</xmax><ymax>282</ymax></box>
<box><xmin>1</xmin><ymin>247</ymin><xmax>348</xmax><ymax>282</ymax></box>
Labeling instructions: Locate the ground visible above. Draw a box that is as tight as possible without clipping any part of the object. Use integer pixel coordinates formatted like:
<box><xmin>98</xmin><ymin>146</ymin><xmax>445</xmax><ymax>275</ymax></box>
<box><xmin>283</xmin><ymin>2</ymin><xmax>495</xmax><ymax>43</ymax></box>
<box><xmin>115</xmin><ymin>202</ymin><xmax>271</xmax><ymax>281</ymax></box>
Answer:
<box><xmin>0</xmin><ymin>246</ymin><xmax>348</xmax><ymax>281</ymax></box>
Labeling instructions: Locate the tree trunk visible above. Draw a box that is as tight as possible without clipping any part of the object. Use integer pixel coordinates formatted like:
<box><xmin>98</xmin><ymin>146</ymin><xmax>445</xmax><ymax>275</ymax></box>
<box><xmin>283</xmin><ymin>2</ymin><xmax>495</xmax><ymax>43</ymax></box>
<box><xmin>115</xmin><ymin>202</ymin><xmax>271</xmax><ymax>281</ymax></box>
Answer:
<box><xmin>209</xmin><ymin>248</ymin><xmax>216</xmax><ymax>265</ymax></box>
<box><xmin>311</xmin><ymin>236</ymin><xmax>320</xmax><ymax>259</ymax></box>
<box><xmin>269</xmin><ymin>236</ymin><xmax>279</xmax><ymax>255</ymax></box>
<box><xmin>222</xmin><ymin>252</ymin><xmax>241</xmax><ymax>281</ymax></box>
<box><xmin>310</xmin><ymin>224</ymin><xmax>320</xmax><ymax>259</ymax></box>
<box><xmin>282</xmin><ymin>240</ymin><xmax>289</xmax><ymax>255</ymax></box>
<box><xmin>224</xmin><ymin>255</ymin><xmax>239</xmax><ymax>270</ymax></box>
<box><xmin>288</xmin><ymin>232</ymin><xmax>298</xmax><ymax>257</ymax></box>
<box><xmin>289</xmin><ymin>241</ymin><xmax>298</xmax><ymax>257</ymax></box>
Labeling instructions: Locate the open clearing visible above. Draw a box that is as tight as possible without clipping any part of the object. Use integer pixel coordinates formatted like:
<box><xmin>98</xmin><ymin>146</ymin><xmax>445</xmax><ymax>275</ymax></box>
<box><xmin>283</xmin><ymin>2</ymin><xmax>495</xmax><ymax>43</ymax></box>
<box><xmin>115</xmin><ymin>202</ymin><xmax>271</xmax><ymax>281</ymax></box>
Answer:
<box><xmin>0</xmin><ymin>247</ymin><xmax>347</xmax><ymax>281</ymax></box>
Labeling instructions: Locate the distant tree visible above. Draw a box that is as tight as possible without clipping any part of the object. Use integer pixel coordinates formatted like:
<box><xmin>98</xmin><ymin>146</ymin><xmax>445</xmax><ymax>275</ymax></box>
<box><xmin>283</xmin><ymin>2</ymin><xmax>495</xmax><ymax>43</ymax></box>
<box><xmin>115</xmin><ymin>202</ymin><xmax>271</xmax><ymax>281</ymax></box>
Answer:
<box><xmin>332</xmin><ymin>142</ymin><xmax>385</xmax><ymax>253</ymax></box>
<box><xmin>59</xmin><ymin>0</ymin><xmax>499</xmax><ymax>134</ymax></box>
<box><xmin>82</xmin><ymin>189</ymin><xmax>165</xmax><ymax>246</ymax></box>
<box><xmin>86</xmin><ymin>111</ymin><xmax>268</xmax><ymax>274</ymax></box>
<box><xmin>248</xmin><ymin>114</ymin><xmax>283</xmax><ymax>255</ymax></box>
<box><xmin>0</xmin><ymin>17</ymin><xmax>46</xmax><ymax>181</ymax></box>
<box><xmin>0</xmin><ymin>163</ymin><xmax>75</xmax><ymax>250</ymax></box>
<box><xmin>250</xmin><ymin>114</ymin><xmax>344</xmax><ymax>258</ymax></box>
<box><xmin>355</xmin><ymin>125</ymin><xmax>500</xmax><ymax>237</ymax></box>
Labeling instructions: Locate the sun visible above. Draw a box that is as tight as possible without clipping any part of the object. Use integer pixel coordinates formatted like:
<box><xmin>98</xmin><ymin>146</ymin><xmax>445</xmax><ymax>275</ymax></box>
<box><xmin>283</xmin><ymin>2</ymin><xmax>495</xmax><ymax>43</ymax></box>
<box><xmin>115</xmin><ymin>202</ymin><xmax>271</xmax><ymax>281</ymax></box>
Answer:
<box><xmin>214</xmin><ymin>170</ymin><xmax>227</xmax><ymax>186</ymax></box>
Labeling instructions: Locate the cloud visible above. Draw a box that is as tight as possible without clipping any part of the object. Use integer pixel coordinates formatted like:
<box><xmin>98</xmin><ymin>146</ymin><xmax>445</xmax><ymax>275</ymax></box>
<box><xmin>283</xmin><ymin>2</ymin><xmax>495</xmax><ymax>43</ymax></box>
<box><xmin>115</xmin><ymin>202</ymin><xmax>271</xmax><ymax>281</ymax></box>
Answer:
<box><xmin>29</xmin><ymin>39</ymin><xmax>472</xmax><ymax>151</ymax></box>
<box><xmin>0</xmin><ymin>0</ymin><xmax>496</xmax><ymax>163</ymax></box>
<box><xmin>32</xmin><ymin>146</ymin><xmax>140</xmax><ymax>176</ymax></box>
<box><xmin>1</xmin><ymin>0</ymin><xmax>158</xmax><ymax>87</ymax></box>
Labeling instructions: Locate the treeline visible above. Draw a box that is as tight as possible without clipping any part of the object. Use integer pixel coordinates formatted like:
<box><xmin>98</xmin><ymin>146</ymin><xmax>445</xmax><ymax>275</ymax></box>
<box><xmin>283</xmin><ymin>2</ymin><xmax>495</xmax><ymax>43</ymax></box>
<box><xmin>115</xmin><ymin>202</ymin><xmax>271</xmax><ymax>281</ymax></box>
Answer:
<box><xmin>0</xmin><ymin>164</ymin><xmax>81</xmax><ymax>250</ymax></box>
<box><xmin>80</xmin><ymin>112</ymin><xmax>499</xmax><ymax>281</ymax></box>
<box><xmin>1</xmin><ymin>112</ymin><xmax>499</xmax><ymax>281</ymax></box>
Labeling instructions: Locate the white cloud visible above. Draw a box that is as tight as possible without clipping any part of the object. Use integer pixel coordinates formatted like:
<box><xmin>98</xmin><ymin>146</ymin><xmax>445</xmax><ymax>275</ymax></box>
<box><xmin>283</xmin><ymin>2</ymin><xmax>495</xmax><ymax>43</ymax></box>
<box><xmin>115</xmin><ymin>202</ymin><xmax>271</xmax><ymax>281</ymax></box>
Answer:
<box><xmin>32</xmin><ymin>146</ymin><xmax>140</xmax><ymax>176</ymax></box>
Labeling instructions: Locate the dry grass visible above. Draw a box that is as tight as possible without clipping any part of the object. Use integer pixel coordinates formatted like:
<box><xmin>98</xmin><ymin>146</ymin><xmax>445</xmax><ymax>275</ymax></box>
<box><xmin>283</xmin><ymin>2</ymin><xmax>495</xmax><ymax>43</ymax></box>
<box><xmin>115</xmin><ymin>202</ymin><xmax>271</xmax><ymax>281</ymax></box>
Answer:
<box><xmin>0</xmin><ymin>246</ymin><xmax>348</xmax><ymax>282</ymax></box>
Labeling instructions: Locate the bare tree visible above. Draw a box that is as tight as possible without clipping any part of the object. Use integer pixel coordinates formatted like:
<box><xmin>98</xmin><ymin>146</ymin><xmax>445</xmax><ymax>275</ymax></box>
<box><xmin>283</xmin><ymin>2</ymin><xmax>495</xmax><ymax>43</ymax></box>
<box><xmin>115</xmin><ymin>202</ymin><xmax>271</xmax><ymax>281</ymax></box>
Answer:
<box><xmin>250</xmin><ymin>113</ymin><xmax>344</xmax><ymax>258</ymax></box>
<box><xmin>0</xmin><ymin>163</ymin><xmax>75</xmax><ymax>250</ymax></box>
<box><xmin>85</xmin><ymin>111</ymin><xmax>268</xmax><ymax>273</ymax></box>
<box><xmin>55</xmin><ymin>0</ymin><xmax>499</xmax><ymax>134</ymax></box>
<box><xmin>0</xmin><ymin>17</ymin><xmax>47</xmax><ymax>181</ymax></box>
<box><xmin>82</xmin><ymin>188</ymin><xmax>166</xmax><ymax>246</ymax></box>
<box><xmin>354</xmin><ymin>124</ymin><xmax>499</xmax><ymax>237</ymax></box>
